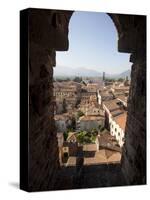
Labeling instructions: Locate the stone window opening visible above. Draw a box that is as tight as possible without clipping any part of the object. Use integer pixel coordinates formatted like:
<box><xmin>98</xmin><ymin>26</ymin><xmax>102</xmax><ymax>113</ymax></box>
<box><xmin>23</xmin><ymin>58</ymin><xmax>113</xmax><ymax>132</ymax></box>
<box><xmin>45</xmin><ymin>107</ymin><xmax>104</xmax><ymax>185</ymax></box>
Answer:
<box><xmin>26</xmin><ymin>9</ymin><xmax>146</xmax><ymax>191</ymax></box>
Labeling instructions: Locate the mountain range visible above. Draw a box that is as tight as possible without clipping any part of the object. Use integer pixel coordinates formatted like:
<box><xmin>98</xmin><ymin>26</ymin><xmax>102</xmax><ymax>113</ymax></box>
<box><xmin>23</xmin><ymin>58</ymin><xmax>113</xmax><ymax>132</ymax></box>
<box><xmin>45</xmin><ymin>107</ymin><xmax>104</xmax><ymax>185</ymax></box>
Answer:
<box><xmin>54</xmin><ymin>66</ymin><xmax>131</xmax><ymax>79</ymax></box>
<box><xmin>106</xmin><ymin>69</ymin><xmax>131</xmax><ymax>79</ymax></box>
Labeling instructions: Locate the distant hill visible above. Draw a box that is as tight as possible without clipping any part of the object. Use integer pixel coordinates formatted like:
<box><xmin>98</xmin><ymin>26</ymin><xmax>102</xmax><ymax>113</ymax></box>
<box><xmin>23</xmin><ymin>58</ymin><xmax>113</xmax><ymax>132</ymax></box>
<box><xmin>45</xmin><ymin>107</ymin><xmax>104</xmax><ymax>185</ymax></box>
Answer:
<box><xmin>54</xmin><ymin>65</ymin><xmax>131</xmax><ymax>79</ymax></box>
<box><xmin>54</xmin><ymin>66</ymin><xmax>102</xmax><ymax>77</ymax></box>
<box><xmin>118</xmin><ymin>69</ymin><xmax>131</xmax><ymax>79</ymax></box>
<box><xmin>106</xmin><ymin>69</ymin><xmax>131</xmax><ymax>79</ymax></box>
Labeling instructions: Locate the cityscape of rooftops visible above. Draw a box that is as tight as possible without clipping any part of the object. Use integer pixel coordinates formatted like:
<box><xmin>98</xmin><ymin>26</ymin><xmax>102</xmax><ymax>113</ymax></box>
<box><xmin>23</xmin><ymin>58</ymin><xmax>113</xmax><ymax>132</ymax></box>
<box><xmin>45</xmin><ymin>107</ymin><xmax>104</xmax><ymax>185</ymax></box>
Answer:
<box><xmin>53</xmin><ymin>11</ymin><xmax>131</xmax><ymax>167</ymax></box>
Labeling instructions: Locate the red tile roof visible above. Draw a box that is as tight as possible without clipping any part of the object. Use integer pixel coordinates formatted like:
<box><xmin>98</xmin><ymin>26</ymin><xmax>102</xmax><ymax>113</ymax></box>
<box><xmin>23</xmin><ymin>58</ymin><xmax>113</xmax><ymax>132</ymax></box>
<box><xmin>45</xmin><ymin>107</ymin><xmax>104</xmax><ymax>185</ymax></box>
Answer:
<box><xmin>114</xmin><ymin>112</ymin><xmax>127</xmax><ymax>131</ymax></box>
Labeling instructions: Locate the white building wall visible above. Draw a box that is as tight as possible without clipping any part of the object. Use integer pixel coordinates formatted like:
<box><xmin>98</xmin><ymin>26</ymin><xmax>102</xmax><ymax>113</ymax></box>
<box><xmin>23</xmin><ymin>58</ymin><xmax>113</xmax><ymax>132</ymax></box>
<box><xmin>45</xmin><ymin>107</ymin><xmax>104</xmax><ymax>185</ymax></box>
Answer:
<box><xmin>103</xmin><ymin>103</ymin><xmax>125</xmax><ymax>147</ymax></box>
<box><xmin>57</xmin><ymin>132</ymin><xmax>64</xmax><ymax>148</ymax></box>
<box><xmin>110</xmin><ymin>120</ymin><xmax>125</xmax><ymax>147</ymax></box>
<box><xmin>97</xmin><ymin>91</ymin><xmax>102</xmax><ymax>105</ymax></box>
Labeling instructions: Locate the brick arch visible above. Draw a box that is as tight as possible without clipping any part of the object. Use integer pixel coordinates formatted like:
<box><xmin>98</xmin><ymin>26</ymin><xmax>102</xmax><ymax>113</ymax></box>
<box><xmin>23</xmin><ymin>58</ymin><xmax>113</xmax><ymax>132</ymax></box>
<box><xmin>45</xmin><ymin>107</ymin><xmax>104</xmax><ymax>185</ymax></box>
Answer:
<box><xmin>21</xmin><ymin>8</ymin><xmax>146</xmax><ymax>191</ymax></box>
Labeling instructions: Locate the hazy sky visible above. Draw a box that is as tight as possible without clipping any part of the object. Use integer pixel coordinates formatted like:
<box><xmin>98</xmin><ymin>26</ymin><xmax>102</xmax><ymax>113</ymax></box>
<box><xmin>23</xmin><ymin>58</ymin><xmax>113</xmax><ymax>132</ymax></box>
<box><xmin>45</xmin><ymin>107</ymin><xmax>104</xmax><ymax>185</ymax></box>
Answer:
<box><xmin>55</xmin><ymin>11</ymin><xmax>131</xmax><ymax>74</ymax></box>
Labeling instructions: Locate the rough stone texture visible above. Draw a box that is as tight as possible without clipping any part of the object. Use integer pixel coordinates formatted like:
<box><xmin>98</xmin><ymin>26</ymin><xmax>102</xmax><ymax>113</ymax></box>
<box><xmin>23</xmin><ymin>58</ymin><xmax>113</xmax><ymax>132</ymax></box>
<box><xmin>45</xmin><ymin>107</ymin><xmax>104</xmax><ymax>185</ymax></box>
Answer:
<box><xmin>120</xmin><ymin>16</ymin><xmax>146</xmax><ymax>185</ymax></box>
<box><xmin>55</xmin><ymin>164</ymin><xmax>126</xmax><ymax>190</ymax></box>
<box><xmin>109</xmin><ymin>14</ymin><xmax>146</xmax><ymax>184</ymax></box>
<box><xmin>29</xmin><ymin>43</ymin><xmax>58</xmax><ymax>191</ymax></box>
<box><xmin>27</xmin><ymin>9</ymin><xmax>146</xmax><ymax>191</ymax></box>
<box><xmin>28</xmin><ymin>9</ymin><xmax>72</xmax><ymax>191</ymax></box>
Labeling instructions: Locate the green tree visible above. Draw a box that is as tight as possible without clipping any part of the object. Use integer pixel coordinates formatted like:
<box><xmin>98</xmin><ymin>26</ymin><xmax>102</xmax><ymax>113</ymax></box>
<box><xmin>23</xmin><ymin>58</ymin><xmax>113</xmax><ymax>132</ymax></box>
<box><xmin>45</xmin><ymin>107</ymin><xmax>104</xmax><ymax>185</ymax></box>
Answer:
<box><xmin>91</xmin><ymin>128</ymin><xmax>98</xmax><ymax>136</ymax></box>
<box><xmin>73</xmin><ymin>76</ymin><xmax>82</xmax><ymax>83</ymax></box>
<box><xmin>98</xmin><ymin>124</ymin><xmax>105</xmax><ymax>133</ymax></box>
<box><xmin>64</xmin><ymin>78</ymin><xmax>70</xmax><ymax>82</ymax></box>
<box><xmin>76</xmin><ymin>131</ymin><xmax>86</xmax><ymax>144</ymax></box>
<box><xmin>98</xmin><ymin>124</ymin><xmax>102</xmax><ymax>130</ymax></box>
<box><xmin>91</xmin><ymin>135</ymin><xmax>96</xmax><ymax>143</ymax></box>
<box><xmin>76</xmin><ymin>131</ymin><xmax>96</xmax><ymax>144</ymax></box>
<box><xmin>100</xmin><ymin>127</ymin><xmax>105</xmax><ymax>132</ymax></box>
<box><xmin>105</xmin><ymin>78</ymin><xmax>116</xmax><ymax>82</ymax></box>
<box><xmin>63</xmin><ymin>131</ymin><xmax>68</xmax><ymax>141</ymax></box>
<box><xmin>117</xmin><ymin>78</ymin><xmax>124</xmax><ymax>82</ymax></box>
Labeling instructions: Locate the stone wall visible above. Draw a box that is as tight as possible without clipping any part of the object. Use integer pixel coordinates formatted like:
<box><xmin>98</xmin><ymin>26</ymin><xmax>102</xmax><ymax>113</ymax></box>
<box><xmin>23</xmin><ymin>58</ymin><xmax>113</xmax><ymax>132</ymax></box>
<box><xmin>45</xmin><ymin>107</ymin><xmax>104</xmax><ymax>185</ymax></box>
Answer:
<box><xmin>29</xmin><ymin>43</ymin><xmax>58</xmax><ymax>191</ymax></box>
<box><xmin>28</xmin><ymin>9</ymin><xmax>72</xmax><ymax>191</ymax></box>
<box><xmin>120</xmin><ymin>16</ymin><xmax>146</xmax><ymax>184</ymax></box>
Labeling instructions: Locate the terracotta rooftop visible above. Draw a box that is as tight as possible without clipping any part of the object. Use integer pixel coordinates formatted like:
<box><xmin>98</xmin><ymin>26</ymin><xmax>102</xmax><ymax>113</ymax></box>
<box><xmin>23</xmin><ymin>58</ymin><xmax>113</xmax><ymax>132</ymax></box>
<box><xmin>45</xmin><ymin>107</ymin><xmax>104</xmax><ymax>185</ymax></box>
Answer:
<box><xmin>117</xmin><ymin>95</ymin><xmax>128</xmax><ymax>103</ymax></box>
<box><xmin>98</xmin><ymin>131</ymin><xmax>117</xmax><ymax>145</ymax></box>
<box><xmin>54</xmin><ymin>113</ymin><xmax>72</xmax><ymax>120</ymax></box>
<box><xmin>54</xmin><ymin>81</ymin><xmax>81</xmax><ymax>91</ymax></box>
<box><xmin>83</xmin><ymin>144</ymin><xmax>97</xmax><ymax>152</ymax></box>
<box><xmin>114</xmin><ymin>112</ymin><xmax>127</xmax><ymax>131</ymax></box>
<box><xmin>113</xmin><ymin>86</ymin><xmax>129</xmax><ymax>90</ymax></box>
<box><xmin>67</xmin><ymin>132</ymin><xmax>77</xmax><ymax>141</ymax></box>
<box><xmin>79</xmin><ymin>115</ymin><xmax>104</xmax><ymax>121</ymax></box>
<box><xmin>65</xmin><ymin>142</ymin><xmax>121</xmax><ymax>166</ymax></box>
<box><xmin>66</xmin><ymin>156</ymin><xmax>77</xmax><ymax>166</ymax></box>
<box><xmin>111</xmin><ymin>109</ymin><xmax>124</xmax><ymax>117</ymax></box>
<box><xmin>65</xmin><ymin>97</ymin><xmax>77</xmax><ymax>101</ymax></box>
<box><xmin>99</xmin><ymin>90</ymin><xmax>113</xmax><ymax>97</ymax></box>
<box><xmin>86</xmin><ymin>107</ymin><xmax>104</xmax><ymax>116</ymax></box>
<box><xmin>83</xmin><ymin>149</ymin><xmax>121</xmax><ymax>165</ymax></box>
<box><xmin>103</xmin><ymin>99</ymin><xmax>121</xmax><ymax>111</ymax></box>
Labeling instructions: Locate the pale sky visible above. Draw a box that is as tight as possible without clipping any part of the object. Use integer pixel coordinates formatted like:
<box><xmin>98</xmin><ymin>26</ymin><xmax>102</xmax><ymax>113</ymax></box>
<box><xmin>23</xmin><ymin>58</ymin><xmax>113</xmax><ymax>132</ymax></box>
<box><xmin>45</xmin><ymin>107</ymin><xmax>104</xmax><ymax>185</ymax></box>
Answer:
<box><xmin>55</xmin><ymin>11</ymin><xmax>131</xmax><ymax>74</ymax></box>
